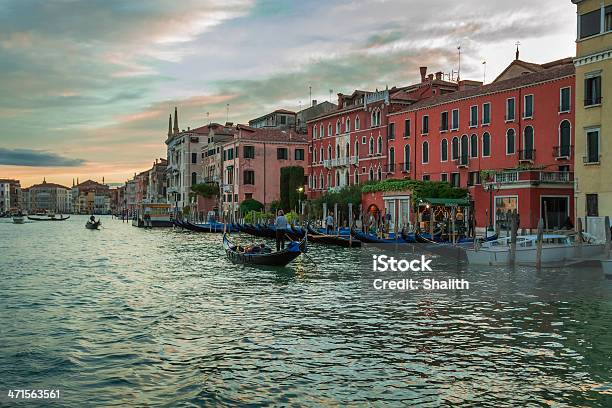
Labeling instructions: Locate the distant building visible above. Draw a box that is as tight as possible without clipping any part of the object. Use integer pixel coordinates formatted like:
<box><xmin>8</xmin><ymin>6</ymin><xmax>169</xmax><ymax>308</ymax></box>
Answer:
<box><xmin>125</xmin><ymin>179</ymin><xmax>137</xmax><ymax>214</ymax></box>
<box><xmin>0</xmin><ymin>182</ymin><xmax>10</xmax><ymax>214</ymax></box>
<box><xmin>249</xmin><ymin>109</ymin><xmax>296</xmax><ymax>130</ymax></box>
<box><xmin>0</xmin><ymin>178</ymin><xmax>21</xmax><ymax>211</ymax></box>
<box><xmin>23</xmin><ymin>179</ymin><xmax>71</xmax><ymax>213</ymax></box>
<box><xmin>72</xmin><ymin>179</ymin><xmax>111</xmax><ymax>214</ymax></box>
<box><xmin>296</xmin><ymin>100</ymin><xmax>336</xmax><ymax>133</ymax></box>
<box><xmin>146</xmin><ymin>158</ymin><xmax>167</xmax><ymax>204</ymax></box>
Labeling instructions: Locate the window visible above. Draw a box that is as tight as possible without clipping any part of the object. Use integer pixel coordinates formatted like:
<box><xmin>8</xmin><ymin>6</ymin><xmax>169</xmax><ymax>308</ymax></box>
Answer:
<box><xmin>440</xmin><ymin>111</ymin><xmax>449</xmax><ymax>131</ymax></box>
<box><xmin>506</xmin><ymin>98</ymin><xmax>515</xmax><ymax>121</ymax></box>
<box><xmin>441</xmin><ymin>173</ymin><xmax>448</xmax><ymax>182</ymax></box>
<box><xmin>389</xmin><ymin>147</ymin><xmax>395</xmax><ymax>172</ymax></box>
<box><xmin>482</xmin><ymin>103</ymin><xmax>491</xmax><ymax>125</ymax></box>
<box><xmin>319</xmin><ymin>173</ymin><xmax>323</xmax><ymax>189</ymax></box>
<box><xmin>362</xmin><ymin>136</ymin><xmax>366</xmax><ymax>144</ymax></box>
<box><xmin>388</xmin><ymin>122</ymin><xmax>395</xmax><ymax>140</ymax></box>
<box><xmin>354</xmin><ymin>170</ymin><xmax>359</xmax><ymax>185</ymax></box>
<box><xmin>328</xmin><ymin>124</ymin><xmax>332</xmax><ymax>136</ymax></box>
<box><xmin>506</xmin><ymin>129</ymin><xmax>515</xmax><ymax>154</ymax></box>
<box><xmin>228</xmin><ymin>148</ymin><xmax>234</xmax><ymax>160</ymax></box>
<box><xmin>470</xmin><ymin>134</ymin><xmax>478</xmax><ymax>158</ymax></box>
<box><xmin>277</xmin><ymin>148</ymin><xmax>288</xmax><ymax>160</ymax></box>
<box><xmin>524</xmin><ymin>95</ymin><xmax>534</xmax><ymax>118</ymax></box>
<box><xmin>377</xmin><ymin>136</ymin><xmax>382</xmax><ymax>154</ymax></box>
<box><xmin>558</xmin><ymin>121</ymin><xmax>571</xmax><ymax>157</ymax></box>
<box><xmin>336</xmin><ymin>144</ymin><xmax>340</xmax><ymax>158</ymax></box>
<box><xmin>371</xmin><ymin>109</ymin><xmax>381</xmax><ymax>127</ymax></box>
<box><xmin>451</xmin><ymin>137</ymin><xmax>459</xmax><ymax>160</ymax></box>
<box><xmin>586</xmin><ymin>128</ymin><xmax>600</xmax><ymax>163</ymax></box>
<box><xmin>245</xmin><ymin>193</ymin><xmax>253</xmax><ymax>200</ymax></box>
<box><xmin>369</xmin><ymin>137</ymin><xmax>374</xmax><ymax>155</ymax></box>
<box><xmin>313</xmin><ymin>126</ymin><xmax>318</xmax><ymax>139</ymax></box>
<box><xmin>422</xmin><ymin>115</ymin><xmax>429</xmax><ymax>134</ymax></box>
<box><xmin>320</xmin><ymin>124</ymin><xmax>324</xmax><ymax>138</ymax></box>
<box><xmin>451</xmin><ymin>109</ymin><xmax>459</xmax><ymax>130</ymax></box>
<box><xmin>346</xmin><ymin>118</ymin><xmax>351</xmax><ymax>132</ymax></box>
<box><xmin>404</xmin><ymin>119</ymin><xmax>411</xmax><ymax>137</ymax></box>
<box><xmin>280</xmin><ymin>115</ymin><xmax>286</xmax><ymax>125</ymax></box>
<box><xmin>377</xmin><ymin>166</ymin><xmax>382</xmax><ymax>180</ymax></box>
<box><xmin>336</xmin><ymin>120</ymin><xmax>340</xmax><ymax>135</ymax></box>
<box><xmin>369</xmin><ymin>168</ymin><xmax>374</xmax><ymax>181</ymax></box>
<box><xmin>327</xmin><ymin>145</ymin><xmax>332</xmax><ymax>160</ymax></box>
<box><xmin>460</xmin><ymin>135</ymin><xmax>468</xmax><ymax>165</ymax></box>
<box><xmin>403</xmin><ymin>144</ymin><xmax>410</xmax><ymax>171</ymax></box>
<box><xmin>579</xmin><ymin>9</ymin><xmax>601</xmax><ymax>39</ymax></box>
<box><xmin>482</xmin><ymin>132</ymin><xmax>491</xmax><ymax>157</ymax></box>
<box><xmin>244</xmin><ymin>145</ymin><xmax>255</xmax><ymax>159</ymax></box>
<box><xmin>560</xmin><ymin>87</ymin><xmax>571</xmax><ymax>112</ymax></box>
<box><xmin>191</xmin><ymin>152</ymin><xmax>197</xmax><ymax>164</ymax></box>
<box><xmin>422</xmin><ymin>141</ymin><xmax>429</xmax><ymax>164</ymax></box>
<box><xmin>585</xmin><ymin>74</ymin><xmax>602</xmax><ymax>106</ymax></box>
<box><xmin>354</xmin><ymin>141</ymin><xmax>359</xmax><ymax>157</ymax></box>
<box><xmin>606</xmin><ymin>6</ymin><xmax>612</xmax><ymax>32</ymax></box>
<box><xmin>586</xmin><ymin>194</ymin><xmax>599</xmax><ymax>217</ymax></box>
<box><xmin>312</xmin><ymin>149</ymin><xmax>317</xmax><ymax>163</ymax></box>
<box><xmin>441</xmin><ymin>139</ymin><xmax>448</xmax><ymax>161</ymax></box>
<box><xmin>227</xmin><ymin>167</ymin><xmax>234</xmax><ymax>184</ymax></box>
<box><xmin>295</xmin><ymin>148</ymin><xmax>305</xmax><ymax>160</ymax></box>
<box><xmin>523</xmin><ymin>126</ymin><xmax>534</xmax><ymax>160</ymax></box>
<box><xmin>345</xmin><ymin>142</ymin><xmax>350</xmax><ymax>157</ymax></box>
<box><xmin>319</xmin><ymin>147</ymin><xmax>323</xmax><ymax>162</ymax></box>
<box><xmin>451</xmin><ymin>173</ymin><xmax>460</xmax><ymax>187</ymax></box>
<box><xmin>468</xmin><ymin>171</ymin><xmax>481</xmax><ymax>186</ymax></box>
<box><xmin>244</xmin><ymin>170</ymin><xmax>255</xmax><ymax>185</ymax></box>
<box><xmin>422</xmin><ymin>174</ymin><xmax>430</xmax><ymax>181</ymax></box>
<box><xmin>470</xmin><ymin>105</ymin><xmax>478</xmax><ymax>127</ymax></box>
<box><xmin>191</xmin><ymin>172</ymin><xmax>197</xmax><ymax>185</ymax></box>
<box><xmin>355</xmin><ymin>116</ymin><xmax>360</xmax><ymax>130</ymax></box>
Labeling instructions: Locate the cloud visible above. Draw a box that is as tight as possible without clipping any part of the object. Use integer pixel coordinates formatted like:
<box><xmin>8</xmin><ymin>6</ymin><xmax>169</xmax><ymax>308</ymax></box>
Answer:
<box><xmin>0</xmin><ymin>148</ymin><xmax>85</xmax><ymax>167</ymax></box>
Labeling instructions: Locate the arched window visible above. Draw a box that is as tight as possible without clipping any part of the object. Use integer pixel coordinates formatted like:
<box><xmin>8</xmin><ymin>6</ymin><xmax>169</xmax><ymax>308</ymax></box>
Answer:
<box><xmin>354</xmin><ymin>140</ymin><xmax>359</xmax><ymax>157</ymax></box>
<box><xmin>470</xmin><ymin>134</ymin><xmax>478</xmax><ymax>158</ymax></box>
<box><xmin>369</xmin><ymin>137</ymin><xmax>374</xmax><ymax>155</ymax></box>
<box><xmin>506</xmin><ymin>129</ymin><xmax>516</xmax><ymax>154</ymax></box>
<box><xmin>452</xmin><ymin>137</ymin><xmax>459</xmax><ymax>160</ymax></box>
<box><xmin>346</xmin><ymin>142</ymin><xmax>350</xmax><ymax>157</ymax></box>
<box><xmin>308</xmin><ymin>174</ymin><xmax>312</xmax><ymax>188</ymax></box>
<box><xmin>369</xmin><ymin>167</ymin><xmax>374</xmax><ymax>180</ymax></box>
<box><xmin>327</xmin><ymin>145</ymin><xmax>332</xmax><ymax>160</ymax></box>
<box><xmin>328</xmin><ymin>123</ymin><xmax>332</xmax><ymax>136</ymax></box>
<box><xmin>441</xmin><ymin>139</ymin><xmax>448</xmax><ymax>161</ymax></box>
<box><xmin>523</xmin><ymin>126</ymin><xmax>534</xmax><ymax>160</ymax></box>
<box><xmin>422</xmin><ymin>141</ymin><xmax>429</xmax><ymax>164</ymax></box>
<box><xmin>319</xmin><ymin>173</ymin><xmax>324</xmax><ymax>189</ymax></box>
<box><xmin>377</xmin><ymin>110</ymin><xmax>381</xmax><ymax>126</ymax></box>
<box><xmin>404</xmin><ymin>144</ymin><xmax>410</xmax><ymax>171</ymax></box>
<box><xmin>336</xmin><ymin>144</ymin><xmax>340</xmax><ymax>158</ymax></box>
<box><xmin>377</xmin><ymin>136</ymin><xmax>382</xmax><ymax>154</ymax></box>
<box><xmin>320</xmin><ymin>124</ymin><xmax>324</xmax><ymax>138</ymax></box>
<box><xmin>327</xmin><ymin>172</ymin><xmax>331</xmax><ymax>188</ymax></box>
<box><xmin>559</xmin><ymin>120</ymin><xmax>571</xmax><ymax>157</ymax></box>
<box><xmin>354</xmin><ymin>170</ymin><xmax>359</xmax><ymax>184</ymax></box>
<box><xmin>389</xmin><ymin>147</ymin><xmax>395</xmax><ymax>172</ymax></box>
<box><xmin>191</xmin><ymin>172</ymin><xmax>197</xmax><ymax>185</ymax></box>
<box><xmin>313</xmin><ymin>125</ymin><xmax>317</xmax><ymax>139</ymax></box>
<box><xmin>336</xmin><ymin>170</ymin><xmax>340</xmax><ymax>186</ymax></box>
<box><xmin>377</xmin><ymin>166</ymin><xmax>382</xmax><ymax>180</ymax></box>
<box><xmin>346</xmin><ymin>118</ymin><xmax>351</xmax><ymax>133</ymax></box>
<box><xmin>482</xmin><ymin>132</ymin><xmax>491</xmax><ymax>157</ymax></box>
<box><xmin>319</xmin><ymin>147</ymin><xmax>323</xmax><ymax>162</ymax></box>
<box><xmin>355</xmin><ymin>116</ymin><xmax>360</xmax><ymax>130</ymax></box>
<box><xmin>460</xmin><ymin>135</ymin><xmax>469</xmax><ymax>164</ymax></box>
<box><xmin>336</xmin><ymin>120</ymin><xmax>341</xmax><ymax>135</ymax></box>
<box><xmin>313</xmin><ymin>149</ymin><xmax>317</xmax><ymax>163</ymax></box>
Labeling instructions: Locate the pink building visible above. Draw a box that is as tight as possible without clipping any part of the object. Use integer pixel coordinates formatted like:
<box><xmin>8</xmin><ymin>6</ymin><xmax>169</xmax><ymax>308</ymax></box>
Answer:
<box><xmin>200</xmin><ymin>125</ymin><xmax>308</xmax><ymax>216</ymax></box>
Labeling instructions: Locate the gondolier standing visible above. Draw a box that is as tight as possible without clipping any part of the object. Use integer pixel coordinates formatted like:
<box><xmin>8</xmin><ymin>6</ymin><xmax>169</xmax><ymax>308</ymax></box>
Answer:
<box><xmin>326</xmin><ymin>212</ymin><xmax>334</xmax><ymax>234</ymax></box>
<box><xmin>275</xmin><ymin>210</ymin><xmax>288</xmax><ymax>251</ymax></box>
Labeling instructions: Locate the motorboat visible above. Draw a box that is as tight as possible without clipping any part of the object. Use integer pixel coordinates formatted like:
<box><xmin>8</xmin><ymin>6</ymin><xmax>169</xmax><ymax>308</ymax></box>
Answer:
<box><xmin>12</xmin><ymin>215</ymin><xmax>25</xmax><ymax>224</ymax></box>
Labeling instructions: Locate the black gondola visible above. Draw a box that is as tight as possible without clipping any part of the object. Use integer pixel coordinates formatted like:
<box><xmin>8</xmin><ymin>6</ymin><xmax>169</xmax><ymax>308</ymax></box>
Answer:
<box><xmin>85</xmin><ymin>220</ymin><xmax>101</xmax><ymax>230</ymax></box>
<box><xmin>27</xmin><ymin>215</ymin><xmax>70</xmax><ymax>221</ymax></box>
<box><xmin>306</xmin><ymin>225</ymin><xmax>361</xmax><ymax>248</ymax></box>
<box><xmin>223</xmin><ymin>233</ymin><xmax>306</xmax><ymax>266</ymax></box>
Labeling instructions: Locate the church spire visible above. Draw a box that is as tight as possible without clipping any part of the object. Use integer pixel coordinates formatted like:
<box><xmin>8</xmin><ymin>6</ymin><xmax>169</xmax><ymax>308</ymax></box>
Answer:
<box><xmin>173</xmin><ymin>106</ymin><xmax>179</xmax><ymax>134</ymax></box>
<box><xmin>168</xmin><ymin>114</ymin><xmax>172</xmax><ymax>137</ymax></box>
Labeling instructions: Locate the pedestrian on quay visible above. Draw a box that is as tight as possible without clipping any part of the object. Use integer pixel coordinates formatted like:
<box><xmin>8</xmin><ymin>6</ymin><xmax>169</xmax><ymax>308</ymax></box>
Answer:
<box><xmin>275</xmin><ymin>210</ymin><xmax>288</xmax><ymax>251</ymax></box>
<box><xmin>325</xmin><ymin>211</ymin><xmax>334</xmax><ymax>235</ymax></box>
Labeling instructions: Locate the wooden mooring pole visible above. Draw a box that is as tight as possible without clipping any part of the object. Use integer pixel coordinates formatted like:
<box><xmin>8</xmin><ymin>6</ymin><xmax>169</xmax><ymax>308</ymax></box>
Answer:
<box><xmin>348</xmin><ymin>203</ymin><xmax>353</xmax><ymax>245</ymax></box>
<box><xmin>509</xmin><ymin>211</ymin><xmax>517</xmax><ymax>266</ymax></box>
<box><xmin>605</xmin><ymin>216</ymin><xmax>611</xmax><ymax>259</ymax></box>
<box><xmin>536</xmin><ymin>218</ymin><xmax>544</xmax><ymax>269</ymax></box>
<box><xmin>576</xmin><ymin>217</ymin><xmax>583</xmax><ymax>259</ymax></box>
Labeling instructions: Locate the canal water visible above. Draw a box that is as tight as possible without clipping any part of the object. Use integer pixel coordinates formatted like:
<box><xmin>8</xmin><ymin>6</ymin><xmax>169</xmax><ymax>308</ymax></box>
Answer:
<box><xmin>1</xmin><ymin>215</ymin><xmax>611</xmax><ymax>406</ymax></box>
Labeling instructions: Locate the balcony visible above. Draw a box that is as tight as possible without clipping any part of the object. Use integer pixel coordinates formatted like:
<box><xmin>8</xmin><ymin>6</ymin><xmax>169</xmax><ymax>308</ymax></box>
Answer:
<box><xmin>455</xmin><ymin>156</ymin><xmax>469</xmax><ymax>168</ymax></box>
<box><xmin>491</xmin><ymin>170</ymin><xmax>573</xmax><ymax>185</ymax></box>
<box><xmin>553</xmin><ymin>145</ymin><xmax>572</xmax><ymax>160</ymax></box>
<box><xmin>349</xmin><ymin>155</ymin><xmax>359</xmax><ymax>165</ymax></box>
<box><xmin>323</xmin><ymin>159</ymin><xmax>331</xmax><ymax>169</ymax></box>
<box><xmin>518</xmin><ymin>149</ymin><xmax>535</xmax><ymax>163</ymax></box>
<box><xmin>331</xmin><ymin>157</ymin><xmax>350</xmax><ymax>167</ymax></box>
<box><xmin>384</xmin><ymin>163</ymin><xmax>396</xmax><ymax>174</ymax></box>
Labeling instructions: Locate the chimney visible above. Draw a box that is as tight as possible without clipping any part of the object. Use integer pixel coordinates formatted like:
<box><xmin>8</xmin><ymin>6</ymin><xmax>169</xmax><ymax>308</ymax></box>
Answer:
<box><xmin>419</xmin><ymin>66</ymin><xmax>427</xmax><ymax>82</ymax></box>
<box><xmin>435</xmin><ymin>71</ymin><xmax>443</xmax><ymax>81</ymax></box>
<box><xmin>337</xmin><ymin>93</ymin><xmax>344</xmax><ymax>109</ymax></box>
<box><xmin>312</xmin><ymin>99</ymin><xmax>317</xmax><ymax>107</ymax></box>
<box><xmin>428</xmin><ymin>74</ymin><xmax>434</xmax><ymax>81</ymax></box>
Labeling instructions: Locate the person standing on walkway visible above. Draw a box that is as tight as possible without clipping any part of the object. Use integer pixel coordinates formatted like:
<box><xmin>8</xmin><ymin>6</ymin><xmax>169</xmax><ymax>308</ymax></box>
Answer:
<box><xmin>275</xmin><ymin>210</ymin><xmax>288</xmax><ymax>251</ymax></box>
<box><xmin>325</xmin><ymin>212</ymin><xmax>334</xmax><ymax>235</ymax></box>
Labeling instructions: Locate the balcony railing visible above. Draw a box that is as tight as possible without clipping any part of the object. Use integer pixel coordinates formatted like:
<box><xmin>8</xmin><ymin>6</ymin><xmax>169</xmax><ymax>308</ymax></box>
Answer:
<box><xmin>553</xmin><ymin>145</ymin><xmax>572</xmax><ymax>159</ymax></box>
<box><xmin>384</xmin><ymin>163</ymin><xmax>396</xmax><ymax>173</ymax></box>
<box><xmin>349</xmin><ymin>155</ymin><xmax>359</xmax><ymax>165</ymax></box>
<box><xmin>518</xmin><ymin>149</ymin><xmax>536</xmax><ymax>162</ymax></box>
<box><xmin>400</xmin><ymin>162</ymin><xmax>411</xmax><ymax>173</ymax></box>
<box><xmin>455</xmin><ymin>156</ymin><xmax>469</xmax><ymax>167</ymax></box>
<box><xmin>323</xmin><ymin>159</ymin><xmax>331</xmax><ymax>169</ymax></box>
<box><xmin>331</xmin><ymin>157</ymin><xmax>349</xmax><ymax>167</ymax></box>
<box><xmin>492</xmin><ymin>170</ymin><xmax>573</xmax><ymax>185</ymax></box>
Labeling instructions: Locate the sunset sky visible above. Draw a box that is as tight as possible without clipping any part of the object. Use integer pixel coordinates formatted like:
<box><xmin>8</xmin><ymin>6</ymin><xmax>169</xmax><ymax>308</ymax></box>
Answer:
<box><xmin>0</xmin><ymin>0</ymin><xmax>576</xmax><ymax>187</ymax></box>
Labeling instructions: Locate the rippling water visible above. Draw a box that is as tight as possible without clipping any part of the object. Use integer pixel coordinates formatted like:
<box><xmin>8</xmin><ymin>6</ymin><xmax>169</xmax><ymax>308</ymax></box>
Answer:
<box><xmin>1</xmin><ymin>215</ymin><xmax>611</xmax><ymax>406</ymax></box>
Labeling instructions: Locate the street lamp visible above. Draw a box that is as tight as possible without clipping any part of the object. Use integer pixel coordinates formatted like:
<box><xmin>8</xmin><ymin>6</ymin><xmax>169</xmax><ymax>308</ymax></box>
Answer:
<box><xmin>297</xmin><ymin>186</ymin><xmax>304</xmax><ymax>213</ymax></box>
<box><xmin>483</xmin><ymin>176</ymin><xmax>501</xmax><ymax>232</ymax></box>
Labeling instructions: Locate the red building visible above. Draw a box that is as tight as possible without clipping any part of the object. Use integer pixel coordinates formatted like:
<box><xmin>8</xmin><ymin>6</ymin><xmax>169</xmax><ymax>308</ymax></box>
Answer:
<box><xmin>386</xmin><ymin>58</ymin><xmax>575</xmax><ymax>231</ymax></box>
<box><xmin>306</xmin><ymin>68</ymin><xmax>460</xmax><ymax>197</ymax></box>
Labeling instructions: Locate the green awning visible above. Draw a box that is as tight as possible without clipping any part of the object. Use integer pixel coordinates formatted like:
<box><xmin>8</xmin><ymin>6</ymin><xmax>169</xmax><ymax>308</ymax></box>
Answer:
<box><xmin>419</xmin><ymin>197</ymin><xmax>469</xmax><ymax>207</ymax></box>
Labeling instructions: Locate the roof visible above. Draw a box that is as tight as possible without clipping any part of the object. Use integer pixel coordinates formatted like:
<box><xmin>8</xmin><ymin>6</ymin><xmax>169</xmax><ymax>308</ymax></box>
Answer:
<box><xmin>394</xmin><ymin>61</ymin><xmax>574</xmax><ymax>114</ymax></box>
<box><xmin>248</xmin><ymin>109</ymin><xmax>297</xmax><ymax>124</ymax></box>
<box><xmin>236</xmin><ymin>127</ymin><xmax>308</xmax><ymax>143</ymax></box>
<box><xmin>75</xmin><ymin>179</ymin><xmax>108</xmax><ymax>189</ymax></box>
<box><xmin>28</xmin><ymin>182</ymin><xmax>70</xmax><ymax>190</ymax></box>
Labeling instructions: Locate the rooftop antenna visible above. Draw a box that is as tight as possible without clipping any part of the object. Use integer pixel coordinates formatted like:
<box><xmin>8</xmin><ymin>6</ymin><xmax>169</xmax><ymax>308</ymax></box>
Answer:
<box><xmin>457</xmin><ymin>45</ymin><xmax>462</xmax><ymax>82</ymax></box>
<box><xmin>309</xmin><ymin>85</ymin><xmax>312</xmax><ymax>104</ymax></box>
<box><xmin>226</xmin><ymin>104</ymin><xmax>230</xmax><ymax>123</ymax></box>
<box><xmin>515</xmin><ymin>41</ymin><xmax>521</xmax><ymax>60</ymax></box>
<box><xmin>329</xmin><ymin>89</ymin><xmax>333</xmax><ymax>102</ymax></box>
<box><xmin>206</xmin><ymin>111</ymin><xmax>210</xmax><ymax>124</ymax></box>
<box><xmin>482</xmin><ymin>60</ymin><xmax>487</xmax><ymax>84</ymax></box>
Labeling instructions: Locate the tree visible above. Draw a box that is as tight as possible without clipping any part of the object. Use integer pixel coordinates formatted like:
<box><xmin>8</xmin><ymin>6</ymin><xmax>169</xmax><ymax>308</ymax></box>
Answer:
<box><xmin>239</xmin><ymin>198</ymin><xmax>264</xmax><ymax>214</ymax></box>
<box><xmin>279</xmin><ymin>166</ymin><xmax>305</xmax><ymax>211</ymax></box>
<box><xmin>191</xmin><ymin>182</ymin><xmax>219</xmax><ymax>198</ymax></box>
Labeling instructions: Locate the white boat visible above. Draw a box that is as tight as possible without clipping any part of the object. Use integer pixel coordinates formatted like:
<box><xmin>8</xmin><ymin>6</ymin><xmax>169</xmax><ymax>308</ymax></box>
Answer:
<box><xmin>466</xmin><ymin>233</ymin><xmax>604</xmax><ymax>266</ymax></box>
<box><xmin>601</xmin><ymin>259</ymin><xmax>612</xmax><ymax>277</ymax></box>
<box><xmin>12</xmin><ymin>216</ymin><xmax>25</xmax><ymax>224</ymax></box>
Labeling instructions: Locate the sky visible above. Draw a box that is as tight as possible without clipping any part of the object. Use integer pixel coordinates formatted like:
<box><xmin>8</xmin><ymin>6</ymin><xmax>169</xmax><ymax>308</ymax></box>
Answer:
<box><xmin>0</xmin><ymin>0</ymin><xmax>577</xmax><ymax>187</ymax></box>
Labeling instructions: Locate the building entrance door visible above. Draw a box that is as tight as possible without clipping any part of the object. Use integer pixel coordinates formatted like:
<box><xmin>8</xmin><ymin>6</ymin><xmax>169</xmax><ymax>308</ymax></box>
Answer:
<box><xmin>541</xmin><ymin>196</ymin><xmax>569</xmax><ymax>229</ymax></box>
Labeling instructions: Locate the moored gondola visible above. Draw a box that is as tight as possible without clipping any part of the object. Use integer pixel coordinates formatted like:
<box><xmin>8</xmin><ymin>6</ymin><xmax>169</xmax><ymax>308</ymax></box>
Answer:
<box><xmin>351</xmin><ymin>228</ymin><xmax>409</xmax><ymax>244</ymax></box>
<box><xmin>223</xmin><ymin>233</ymin><xmax>306</xmax><ymax>266</ymax></box>
<box><xmin>27</xmin><ymin>215</ymin><xmax>70</xmax><ymax>221</ymax></box>
<box><xmin>306</xmin><ymin>225</ymin><xmax>361</xmax><ymax>248</ymax></box>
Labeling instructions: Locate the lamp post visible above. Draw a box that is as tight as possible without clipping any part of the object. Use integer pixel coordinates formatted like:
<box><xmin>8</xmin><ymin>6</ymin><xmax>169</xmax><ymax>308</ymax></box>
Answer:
<box><xmin>484</xmin><ymin>176</ymin><xmax>501</xmax><ymax>232</ymax></box>
<box><xmin>297</xmin><ymin>186</ymin><xmax>304</xmax><ymax>213</ymax></box>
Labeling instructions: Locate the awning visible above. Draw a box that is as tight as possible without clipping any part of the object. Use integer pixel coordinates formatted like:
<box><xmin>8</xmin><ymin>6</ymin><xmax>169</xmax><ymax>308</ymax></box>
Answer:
<box><xmin>419</xmin><ymin>197</ymin><xmax>469</xmax><ymax>207</ymax></box>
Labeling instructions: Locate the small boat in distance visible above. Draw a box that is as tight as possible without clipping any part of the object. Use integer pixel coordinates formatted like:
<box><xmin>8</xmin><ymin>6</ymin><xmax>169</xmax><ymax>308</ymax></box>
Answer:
<box><xmin>223</xmin><ymin>233</ymin><xmax>307</xmax><ymax>266</ymax></box>
<box><xmin>27</xmin><ymin>214</ymin><xmax>70</xmax><ymax>221</ymax></box>
<box><xmin>86</xmin><ymin>220</ymin><xmax>101</xmax><ymax>230</ymax></box>
<box><xmin>12</xmin><ymin>215</ymin><xmax>25</xmax><ymax>224</ymax></box>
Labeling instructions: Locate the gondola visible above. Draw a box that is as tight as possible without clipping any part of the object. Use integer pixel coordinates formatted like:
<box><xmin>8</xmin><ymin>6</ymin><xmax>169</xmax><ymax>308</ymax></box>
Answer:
<box><xmin>27</xmin><ymin>215</ymin><xmax>70</xmax><ymax>221</ymax></box>
<box><xmin>85</xmin><ymin>220</ymin><xmax>101</xmax><ymax>230</ymax></box>
<box><xmin>223</xmin><ymin>233</ymin><xmax>307</xmax><ymax>266</ymax></box>
<box><xmin>306</xmin><ymin>225</ymin><xmax>361</xmax><ymax>248</ymax></box>
<box><xmin>351</xmin><ymin>228</ymin><xmax>410</xmax><ymax>244</ymax></box>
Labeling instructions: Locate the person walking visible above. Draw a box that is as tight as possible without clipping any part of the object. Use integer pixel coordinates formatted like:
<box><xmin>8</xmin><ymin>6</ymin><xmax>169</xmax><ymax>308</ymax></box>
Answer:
<box><xmin>275</xmin><ymin>210</ymin><xmax>288</xmax><ymax>251</ymax></box>
<box><xmin>325</xmin><ymin>211</ymin><xmax>334</xmax><ymax>235</ymax></box>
